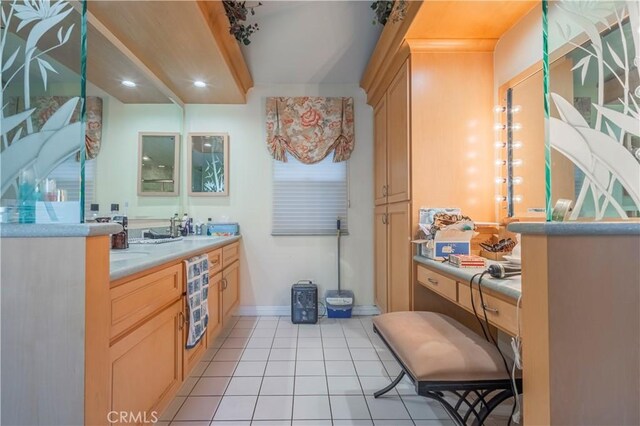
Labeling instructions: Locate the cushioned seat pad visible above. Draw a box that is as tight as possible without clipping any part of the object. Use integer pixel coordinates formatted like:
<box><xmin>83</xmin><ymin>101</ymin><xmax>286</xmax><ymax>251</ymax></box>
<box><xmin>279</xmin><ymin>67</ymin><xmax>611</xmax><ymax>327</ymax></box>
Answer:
<box><xmin>373</xmin><ymin>311</ymin><xmax>511</xmax><ymax>382</ymax></box>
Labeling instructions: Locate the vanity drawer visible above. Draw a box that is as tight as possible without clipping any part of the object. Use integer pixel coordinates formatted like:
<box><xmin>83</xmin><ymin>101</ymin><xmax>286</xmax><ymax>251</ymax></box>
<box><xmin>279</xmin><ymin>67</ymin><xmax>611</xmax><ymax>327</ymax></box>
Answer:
<box><xmin>222</xmin><ymin>242</ymin><xmax>240</xmax><ymax>268</ymax></box>
<box><xmin>458</xmin><ymin>284</ymin><xmax>518</xmax><ymax>335</ymax></box>
<box><xmin>110</xmin><ymin>264</ymin><xmax>183</xmax><ymax>340</ymax></box>
<box><xmin>416</xmin><ymin>265</ymin><xmax>457</xmax><ymax>302</ymax></box>
<box><xmin>208</xmin><ymin>248</ymin><xmax>223</xmax><ymax>275</ymax></box>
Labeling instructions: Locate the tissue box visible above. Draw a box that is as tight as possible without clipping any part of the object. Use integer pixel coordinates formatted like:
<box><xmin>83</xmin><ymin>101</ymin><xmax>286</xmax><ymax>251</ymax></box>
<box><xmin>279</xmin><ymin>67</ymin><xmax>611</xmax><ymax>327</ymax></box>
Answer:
<box><xmin>413</xmin><ymin>229</ymin><xmax>474</xmax><ymax>260</ymax></box>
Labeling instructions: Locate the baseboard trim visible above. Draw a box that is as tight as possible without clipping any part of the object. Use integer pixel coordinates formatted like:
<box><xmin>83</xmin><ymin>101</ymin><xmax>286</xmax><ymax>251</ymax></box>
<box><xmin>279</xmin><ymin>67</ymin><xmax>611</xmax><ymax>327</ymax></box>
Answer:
<box><xmin>236</xmin><ymin>305</ymin><xmax>381</xmax><ymax>317</ymax></box>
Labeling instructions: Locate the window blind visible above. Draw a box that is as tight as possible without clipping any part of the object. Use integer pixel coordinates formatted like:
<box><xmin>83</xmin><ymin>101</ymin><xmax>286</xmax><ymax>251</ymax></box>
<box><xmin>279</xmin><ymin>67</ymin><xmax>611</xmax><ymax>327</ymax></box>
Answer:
<box><xmin>272</xmin><ymin>154</ymin><xmax>348</xmax><ymax>236</ymax></box>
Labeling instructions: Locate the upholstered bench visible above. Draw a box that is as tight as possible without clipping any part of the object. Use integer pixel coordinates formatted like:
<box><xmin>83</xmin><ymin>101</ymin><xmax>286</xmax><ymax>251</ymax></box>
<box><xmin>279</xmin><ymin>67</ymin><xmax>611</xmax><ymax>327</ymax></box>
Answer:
<box><xmin>373</xmin><ymin>311</ymin><xmax>522</xmax><ymax>426</ymax></box>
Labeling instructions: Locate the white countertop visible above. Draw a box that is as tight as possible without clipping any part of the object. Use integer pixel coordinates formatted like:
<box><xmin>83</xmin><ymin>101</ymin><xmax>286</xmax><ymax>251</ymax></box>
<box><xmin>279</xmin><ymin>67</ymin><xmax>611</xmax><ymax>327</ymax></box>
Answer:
<box><xmin>110</xmin><ymin>235</ymin><xmax>241</xmax><ymax>281</ymax></box>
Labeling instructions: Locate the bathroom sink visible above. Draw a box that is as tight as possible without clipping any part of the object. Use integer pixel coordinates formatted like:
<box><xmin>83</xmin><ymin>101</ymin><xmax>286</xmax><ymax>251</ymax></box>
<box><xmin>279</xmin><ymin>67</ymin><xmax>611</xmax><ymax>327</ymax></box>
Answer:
<box><xmin>110</xmin><ymin>251</ymin><xmax>149</xmax><ymax>262</ymax></box>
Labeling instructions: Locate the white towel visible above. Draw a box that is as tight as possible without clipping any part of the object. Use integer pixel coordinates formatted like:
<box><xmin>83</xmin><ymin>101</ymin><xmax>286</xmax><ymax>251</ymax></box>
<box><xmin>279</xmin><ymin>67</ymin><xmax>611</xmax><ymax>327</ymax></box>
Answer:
<box><xmin>184</xmin><ymin>254</ymin><xmax>209</xmax><ymax>348</ymax></box>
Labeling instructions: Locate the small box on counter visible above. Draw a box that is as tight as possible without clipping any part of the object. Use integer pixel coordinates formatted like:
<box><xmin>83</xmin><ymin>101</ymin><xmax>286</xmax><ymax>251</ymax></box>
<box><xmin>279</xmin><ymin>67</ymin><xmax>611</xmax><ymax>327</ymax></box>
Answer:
<box><xmin>413</xmin><ymin>229</ymin><xmax>474</xmax><ymax>260</ymax></box>
<box><xmin>479</xmin><ymin>250</ymin><xmax>510</xmax><ymax>261</ymax></box>
<box><xmin>448</xmin><ymin>254</ymin><xmax>486</xmax><ymax>268</ymax></box>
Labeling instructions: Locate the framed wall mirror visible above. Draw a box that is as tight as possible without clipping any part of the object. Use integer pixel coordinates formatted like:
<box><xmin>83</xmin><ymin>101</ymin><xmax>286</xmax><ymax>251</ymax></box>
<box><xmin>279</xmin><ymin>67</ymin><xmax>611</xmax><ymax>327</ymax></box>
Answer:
<box><xmin>137</xmin><ymin>132</ymin><xmax>180</xmax><ymax>196</ymax></box>
<box><xmin>188</xmin><ymin>133</ymin><xmax>229</xmax><ymax>196</ymax></box>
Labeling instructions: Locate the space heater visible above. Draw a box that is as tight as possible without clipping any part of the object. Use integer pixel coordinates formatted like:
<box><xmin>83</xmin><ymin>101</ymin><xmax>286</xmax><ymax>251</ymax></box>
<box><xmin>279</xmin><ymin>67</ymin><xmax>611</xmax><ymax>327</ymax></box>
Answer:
<box><xmin>291</xmin><ymin>280</ymin><xmax>318</xmax><ymax>324</ymax></box>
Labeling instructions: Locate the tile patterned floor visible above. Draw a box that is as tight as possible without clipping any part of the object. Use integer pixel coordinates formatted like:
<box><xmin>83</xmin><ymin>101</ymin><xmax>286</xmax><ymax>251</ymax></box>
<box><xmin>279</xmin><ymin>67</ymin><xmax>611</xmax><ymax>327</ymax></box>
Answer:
<box><xmin>157</xmin><ymin>316</ymin><xmax>513</xmax><ymax>426</ymax></box>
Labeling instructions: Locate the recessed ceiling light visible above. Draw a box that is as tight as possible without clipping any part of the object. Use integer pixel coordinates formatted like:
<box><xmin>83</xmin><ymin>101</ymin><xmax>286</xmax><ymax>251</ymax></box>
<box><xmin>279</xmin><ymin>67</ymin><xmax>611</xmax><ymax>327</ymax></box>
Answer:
<box><xmin>121</xmin><ymin>80</ymin><xmax>136</xmax><ymax>87</ymax></box>
<box><xmin>157</xmin><ymin>165</ymin><xmax>165</xmax><ymax>168</ymax></box>
<box><xmin>193</xmin><ymin>81</ymin><xmax>207</xmax><ymax>88</ymax></box>
<box><xmin>203</xmin><ymin>143</ymin><xmax>212</xmax><ymax>147</ymax></box>
<box><xmin>142</xmin><ymin>155</ymin><xmax>150</xmax><ymax>161</ymax></box>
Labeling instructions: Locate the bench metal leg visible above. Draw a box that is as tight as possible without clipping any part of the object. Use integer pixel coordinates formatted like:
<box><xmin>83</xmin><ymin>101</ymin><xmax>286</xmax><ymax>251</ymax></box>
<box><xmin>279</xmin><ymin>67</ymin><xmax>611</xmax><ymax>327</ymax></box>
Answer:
<box><xmin>374</xmin><ymin>370</ymin><xmax>405</xmax><ymax>398</ymax></box>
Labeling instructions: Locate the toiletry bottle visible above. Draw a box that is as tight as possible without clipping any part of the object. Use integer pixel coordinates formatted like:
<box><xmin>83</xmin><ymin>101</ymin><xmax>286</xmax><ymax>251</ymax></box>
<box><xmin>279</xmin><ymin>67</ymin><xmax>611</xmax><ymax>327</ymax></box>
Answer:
<box><xmin>111</xmin><ymin>203</ymin><xmax>120</xmax><ymax>219</ymax></box>
<box><xmin>207</xmin><ymin>218</ymin><xmax>213</xmax><ymax>236</ymax></box>
<box><xmin>195</xmin><ymin>220</ymin><xmax>203</xmax><ymax>236</ymax></box>
<box><xmin>18</xmin><ymin>169</ymin><xmax>36</xmax><ymax>224</ymax></box>
<box><xmin>181</xmin><ymin>213</ymin><xmax>189</xmax><ymax>236</ymax></box>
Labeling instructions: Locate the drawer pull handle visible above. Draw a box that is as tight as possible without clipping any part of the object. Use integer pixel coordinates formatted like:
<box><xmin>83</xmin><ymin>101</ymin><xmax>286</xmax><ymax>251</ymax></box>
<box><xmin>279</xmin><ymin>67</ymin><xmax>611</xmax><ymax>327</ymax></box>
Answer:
<box><xmin>427</xmin><ymin>278</ymin><xmax>438</xmax><ymax>285</ymax></box>
<box><xmin>222</xmin><ymin>278</ymin><xmax>228</xmax><ymax>290</ymax></box>
<box><xmin>482</xmin><ymin>304</ymin><xmax>499</xmax><ymax>314</ymax></box>
<box><xmin>178</xmin><ymin>312</ymin><xmax>185</xmax><ymax>330</ymax></box>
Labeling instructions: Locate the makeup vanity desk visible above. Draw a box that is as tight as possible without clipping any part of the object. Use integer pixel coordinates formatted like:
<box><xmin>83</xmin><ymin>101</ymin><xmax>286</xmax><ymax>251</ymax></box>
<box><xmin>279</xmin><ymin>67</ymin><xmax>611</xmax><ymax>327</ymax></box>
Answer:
<box><xmin>413</xmin><ymin>256</ymin><xmax>521</xmax><ymax>336</ymax></box>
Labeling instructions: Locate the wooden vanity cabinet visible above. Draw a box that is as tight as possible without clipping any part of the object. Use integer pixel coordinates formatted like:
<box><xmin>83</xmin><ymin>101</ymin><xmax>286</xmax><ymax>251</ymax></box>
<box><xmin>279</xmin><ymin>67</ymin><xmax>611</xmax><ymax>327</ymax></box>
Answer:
<box><xmin>182</xmin><ymin>296</ymin><xmax>207</xmax><ymax>378</ymax></box>
<box><xmin>221</xmin><ymin>260</ymin><xmax>240</xmax><ymax>321</ymax></box>
<box><xmin>109</xmin><ymin>300</ymin><xmax>183</xmax><ymax>422</ymax></box>
<box><xmin>206</xmin><ymin>271</ymin><xmax>223</xmax><ymax>348</ymax></box>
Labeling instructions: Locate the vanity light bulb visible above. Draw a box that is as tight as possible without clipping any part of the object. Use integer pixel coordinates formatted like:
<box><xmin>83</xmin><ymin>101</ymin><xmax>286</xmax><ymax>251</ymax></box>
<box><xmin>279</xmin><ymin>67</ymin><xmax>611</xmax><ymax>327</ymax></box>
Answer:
<box><xmin>513</xmin><ymin>177</ymin><xmax>523</xmax><ymax>185</ymax></box>
<box><xmin>495</xmin><ymin>177</ymin><xmax>507</xmax><ymax>184</ymax></box>
<box><xmin>511</xmin><ymin>105</ymin><xmax>522</xmax><ymax>113</ymax></box>
<box><xmin>514</xmin><ymin>195</ymin><xmax>523</xmax><ymax>203</ymax></box>
<box><xmin>512</xmin><ymin>159</ymin><xmax>523</xmax><ymax>167</ymax></box>
<box><xmin>495</xmin><ymin>196</ymin><xmax>507</xmax><ymax>202</ymax></box>
<box><xmin>513</xmin><ymin>141</ymin><xmax>523</xmax><ymax>149</ymax></box>
<box><xmin>142</xmin><ymin>155</ymin><xmax>150</xmax><ymax>161</ymax></box>
<box><xmin>494</xmin><ymin>105</ymin><xmax>506</xmax><ymax>113</ymax></box>
<box><xmin>495</xmin><ymin>160</ymin><xmax>507</xmax><ymax>166</ymax></box>
<box><xmin>494</xmin><ymin>123</ymin><xmax>506</xmax><ymax>131</ymax></box>
<box><xmin>494</xmin><ymin>141</ymin><xmax>506</xmax><ymax>149</ymax></box>
<box><xmin>512</xmin><ymin>123</ymin><xmax>523</xmax><ymax>131</ymax></box>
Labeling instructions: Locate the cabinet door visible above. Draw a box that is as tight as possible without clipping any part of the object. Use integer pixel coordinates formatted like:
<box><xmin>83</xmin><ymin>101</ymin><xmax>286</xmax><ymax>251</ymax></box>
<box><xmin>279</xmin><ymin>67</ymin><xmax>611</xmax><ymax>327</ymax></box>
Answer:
<box><xmin>374</xmin><ymin>205</ymin><xmax>388</xmax><ymax>313</ymax></box>
<box><xmin>222</xmin><ymin>260</ymin><xmax>240</xmax><ymax>321</ymax></box>
<box><xmin>387</xmin><ymin>201</ymin><xmax>411</xmax><ymax>312</ymax></box>
<box><xmin>374</xmin><ymin>95</ymin><xmax>388</xmax><ymax>206</ymax></box>
<box><xmin>183</xmin><ymin>296</ymin><xmax>206</xmax><ymax>378</ymax></box>
<box><xmin>386</xmin><ymin>60</ymin><xmax>410</xmax><ymax>204</ymax></box>
<box><xmin>206</xmin><ymin>272</ymin><xmax>223</xmax><ymax>348</ymax></box>
<box><xmin>110</xmin><ymin>300</ymin><xmax>183</xmax><ymax>422</ymax></box>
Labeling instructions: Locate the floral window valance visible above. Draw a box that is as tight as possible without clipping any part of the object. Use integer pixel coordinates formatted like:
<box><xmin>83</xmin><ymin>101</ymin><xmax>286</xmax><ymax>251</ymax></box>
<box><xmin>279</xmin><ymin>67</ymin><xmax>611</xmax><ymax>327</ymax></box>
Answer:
<box><xmin>266</xmin><ymin>97</ymin><xmax>354</xmax><ymax>164</ymax></box>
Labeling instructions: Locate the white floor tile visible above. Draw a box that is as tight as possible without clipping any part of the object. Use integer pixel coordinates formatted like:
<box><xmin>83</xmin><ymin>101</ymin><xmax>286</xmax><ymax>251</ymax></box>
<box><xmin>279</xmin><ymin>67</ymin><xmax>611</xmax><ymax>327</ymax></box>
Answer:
<box><xmin>330</xmin><ymin>395</ymin><xmax>371</xmax><ymax>420</ymax></box>
<box><xmin>343</xmin><ymin>328</ymin><xmax>368</xmax><ymax>338</ymax></box>
<box><xmin>373</xmin><ymin>421</ymin><xmax>413</xmax><ymax>426</ymax></box>
<box><xmin>214</xmin><ymin>348</ymin><xmax>244</xmax><ymax>362</ymax></box>
<box><xmin>292</xmin><ymin>421</ymin><xmax>331</xmax><ymax>426</ymax></box>
<box><xmin>322</xmin><ymin>337</ymin><xmax>348</xmax><ymax>348</ymax></box>
<box><xmin>374</xmin><ymin>349</ymin><xmax>395</xmax><ymax>361</ymax></box>
<box><xmin>213</xmin><ymin>395</ymin><xmax>258</xmax><ymax>421</ymax></box>
<box><xmin>412</xmin><ymin>420</ymin><xmax>456</xmax><ymax>425</ymax></box>
<box><xmin>260</xmin><ymin>376</ymin><xmax>295</xmax><ymax>395</ymax></box>
<box><xmin>395</xmin><ymin>377</ymin><xmax>417</xmax><ymax>396</ymax></box>
<box><xmin>209</xmin><ymin>338</ymin><xmax>226</xmax><ymax>349</ymax></box>
<box><xmin>274</xmin><ymin>328</ymin><xmax>298</xmax><ymax>338</ymax></box>
<box><xmin>190</xmin><ymin>362</ymin><xmax>210</xmax><ymax>377</ymax></box>
<box><xmin>234</xmin><ymin>320</ymin><xmax>258</xmax><ymax>329</ymax></box>
<box><xmin>347</xmin><ymin>338</ymin><xmax>373</xmax><ymax>348</ymax></box>
<box><xmin>358</xmin><ymin>377</ymin><xmax>397</xmax><ymax>397</ymax></box>
<box><xmin>327</xmin><ymin>376</ymin><xmax>362</xmax><ymax>395</ymax></box>
<box><xmin>251</xmin><ymin>421</ymin><xmax>291</xmax><ymax>426</ymax></box>
<box><xmin>234</xmin><ymin>361</ymin><xmax>267</xmax><ymax>377</ymax></box>
<box><xmin>292</xmin><ymin>395</ymin><xmax>331</xmax><ymax>420</ymax></box>
<box><xmin>297</xmin><ymin>338</ymin><xmax>322</xmax><ymax>348</ymax></box>
<box><xmin>241</xmin><ymin>348</ymin><xmax>271</xmax><ymax>361</ymax></box>
<box><xmin>364</xmin><ymin>395</ymin><xmax>410</xmax><ymax>420</ymax></box>
<box><xmin>401</xmin><ymin>396</ymin><xmax>450</xmax><ymax>420</ymax></box>
<box><xmin>259</xmin><ymin>317</ymin><xmax>280</xmax><ymax>322</ymax></box>
<box><xmin>177</xmin><ymin>377</ymin><xmax>199</xmax><ymax>396</ymax></box>
<box><xmin>382</xmin><ymin>360</ymin><xmax>402</xmax><ymax>377</ymax></box>
<box><xmin>270</xmin><ymin>348</ymin><xmax>296</xmax><ymax>361</ymax></box>
<box><xmin>247</xmin><ymin>337</ymin><xmax>274</xmax><ymax>349</ymax></box>
<box><xmin>320</xmin><ymin>328</ymin><xmax>344</xmax><ymax>337</ymax></box>
<box><xmin>191</xmin><ymin>377</ymin><xmax>230</xmax><ymax>396</ymax></box>
<box><xmin>158</xmin><ymin>396</ymin><xmax>185</xmax><ymax>421</ymax></box>
<box><xmin>297</xmin><ymin>327</ymin><xmax>321</xmax><ymax>338</ymax></box>
<box><xmin>272</xmin><ymin>338</ymin><xmax>297</xmax><ymax>348</ymax></box>
<box><xmin>255</xmin><ymin>321</ymin><xmax>279</xmax><ymax>329</ymax></box>
<box><xmin>173</xmin><ymin>396</ymin><xmax>220</xmax><ymax>421</ymax></box>
<box><xmin>325</xmin><ymin>360</ymin><xmax>356</xmax><ymax>376</ymax></box>
<box><xmin>253</xmin><ymin>395</ymin><xmax>294</xmax><ymax>420</ymax></box>
<box><xmin>210</xmin><ymin>422</ymin><xmax>251</xmax><ymax>426</ymax></box>
<box><xmin>230</xmin><ymin>328</ymin><xmax>254</xmax><ymax>338</ymax></box>
<box><xmin>169</xmin><ymin>421</ymin><xmax>210</xmax><ymax>426</ymax></box>
<box><xmin>222</xmin><ymin>338</ymin><xmax>250</xmax><ymax>349</ymax></box>
<box><xmin>204</xmin><ymin>361</ymin><xmax>238</xmax><ymax>377</ymax></box>
<box><xmin>349</xmin><ymin>348</ymin><xmax>379</xmax><ymax>361</ymax></box>
<box><xmin>296</xmin><ymin>348</ymin><xmax>324</xmax><ymax>361</ymax></box>
<box><xmin>332</xmin><ymin>421</ymin><xmax>373</xmax><ymax>426</ymax></box>
<box><xmin>225</xmin><ymin>377</ymin><xmax>263</xmax><ymax>396</ymax></box>
<box><xmin>252</xmin><ymin>328</ymin><xmax>277</xmax><ymax>338</ymax></box>
<box><xmin>294</xmin><ymin>376</ymin><xmax>328</xmax><ymax>395</ymax></box>
<box><xmin>295</xmin><ymin>361</ymin><xmax>325</xmax><ymax>376</ymax></box>
<box><xmin>323</xmin><ymin>347</ymin><xmax>351</xmax><ymax>361</ymax></box>
<box><xmin>265</xmin><ymin>360</ymin><xmax>296</xmax><ymax>376</ymax></box>
<box><xmin>353</xmin><ymin>361</ymin><xmax>387</xmax><ymax>376</ymax></box>
<box><xmin>201</xmin><ymin>347</ymin><xmax>219</xmax><ymax>361</ymax></box>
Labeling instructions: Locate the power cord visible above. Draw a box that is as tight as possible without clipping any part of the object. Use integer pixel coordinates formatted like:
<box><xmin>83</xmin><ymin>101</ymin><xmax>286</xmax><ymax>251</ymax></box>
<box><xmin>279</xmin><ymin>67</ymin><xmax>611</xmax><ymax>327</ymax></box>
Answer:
<box><xmin>469</xmin><ymin>272</ymin><xmax>520</xmax><ymax>425</ymax></box>
<box><xmin>318</xmin><ymin>300</ymin><xmax>327</xmax><ymax>319</ymax></box>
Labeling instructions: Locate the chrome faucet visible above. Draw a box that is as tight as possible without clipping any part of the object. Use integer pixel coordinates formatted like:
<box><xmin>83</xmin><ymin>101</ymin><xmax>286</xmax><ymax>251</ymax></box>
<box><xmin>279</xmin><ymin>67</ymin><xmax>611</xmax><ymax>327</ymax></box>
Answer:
<box><xmin>169</xmin><ymin>214</ymin><xmax>181</xmax><ymax>238</ymax></box>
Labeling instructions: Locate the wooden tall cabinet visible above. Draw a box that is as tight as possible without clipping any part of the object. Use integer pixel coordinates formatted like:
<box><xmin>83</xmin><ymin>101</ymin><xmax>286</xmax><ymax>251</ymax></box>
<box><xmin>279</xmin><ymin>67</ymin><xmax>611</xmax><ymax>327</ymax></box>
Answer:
<box><xmin>374</xmin><ymin>59</ymin><xmax>412</xmax><ymax>313</ymax></box>
<box><xmin>370</xmin><ymin>43</ymin><xmax>494</xmax><ymax>314</ymax></box>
